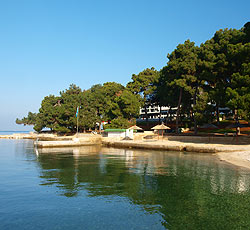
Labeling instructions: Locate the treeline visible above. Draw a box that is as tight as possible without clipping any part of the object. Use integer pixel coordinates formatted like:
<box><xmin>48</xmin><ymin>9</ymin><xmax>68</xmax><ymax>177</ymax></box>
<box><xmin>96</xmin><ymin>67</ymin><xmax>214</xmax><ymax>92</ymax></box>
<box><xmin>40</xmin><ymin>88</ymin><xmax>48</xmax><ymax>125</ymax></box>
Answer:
<box><xmin>17</xmin><ymin>22</ymin><xmax>250</xmax><ymax>133</ymax></box>
<box><xmin>155</xmin><ymin>22</ymin><xmax>250</xmax><ymax>133</ymax></box>
<box><xmin>17</xmin><ymin>83</ymin><xmax>141</xmax><ymax>133</ymax></box>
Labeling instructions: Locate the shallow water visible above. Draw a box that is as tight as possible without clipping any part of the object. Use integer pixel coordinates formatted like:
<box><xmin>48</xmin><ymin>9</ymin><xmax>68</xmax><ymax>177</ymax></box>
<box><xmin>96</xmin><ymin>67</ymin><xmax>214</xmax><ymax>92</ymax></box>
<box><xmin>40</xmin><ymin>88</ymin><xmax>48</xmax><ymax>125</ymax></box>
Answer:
<box><xmin>1</xmin><ymin>139</ymin><xmax>250</xmax><ymax>230</ymax></box>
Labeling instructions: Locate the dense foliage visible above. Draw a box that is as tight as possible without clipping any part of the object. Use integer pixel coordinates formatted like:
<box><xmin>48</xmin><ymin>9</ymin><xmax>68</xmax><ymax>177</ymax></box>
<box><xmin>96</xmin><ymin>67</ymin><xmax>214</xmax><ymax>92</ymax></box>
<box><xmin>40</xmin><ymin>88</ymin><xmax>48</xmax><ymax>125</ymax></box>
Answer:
<box><xmin>17</xmin><ymin>22</ymin><xmax>250</xmax><ymax>133</ymax></box>
<box><xmin>154</xmin><ymin>22</ymin><xmax>250</xmax><ymax>133</ymax></box>
<box><xmin>18</xmin><ymin>83</ymin><xmax>141</xmax><ymax>132</ymax></box>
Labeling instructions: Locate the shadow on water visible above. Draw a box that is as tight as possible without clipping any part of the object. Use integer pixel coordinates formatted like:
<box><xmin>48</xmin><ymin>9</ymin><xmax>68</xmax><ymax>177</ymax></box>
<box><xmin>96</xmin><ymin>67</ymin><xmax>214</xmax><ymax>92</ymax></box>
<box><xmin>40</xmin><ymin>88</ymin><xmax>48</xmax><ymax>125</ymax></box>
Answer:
<box><xmin>34</xmin><ymin>145</ymin><xmax>250</xmax><ymax>230</ymax></box>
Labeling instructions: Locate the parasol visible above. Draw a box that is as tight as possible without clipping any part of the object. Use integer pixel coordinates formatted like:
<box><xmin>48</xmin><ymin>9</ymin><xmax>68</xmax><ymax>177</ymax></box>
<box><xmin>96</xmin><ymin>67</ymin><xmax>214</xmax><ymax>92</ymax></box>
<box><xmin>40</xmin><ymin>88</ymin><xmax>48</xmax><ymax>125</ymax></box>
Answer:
<box><xmin>129</xmin><ymin>125</ymin><xmax>143</xmax><ymax>130</ymax></box>
<box><xmin>151</xmin><ymin>123</ymin><xmax>171</xmax><ymax>139</ymax></box>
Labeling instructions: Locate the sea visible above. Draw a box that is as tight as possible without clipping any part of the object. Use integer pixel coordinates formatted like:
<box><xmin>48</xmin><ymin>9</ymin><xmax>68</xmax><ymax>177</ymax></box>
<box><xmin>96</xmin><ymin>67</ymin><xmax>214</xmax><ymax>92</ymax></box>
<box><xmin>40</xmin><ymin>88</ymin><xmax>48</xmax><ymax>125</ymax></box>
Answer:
<box><xmin>0</xmin><ymin>139</ymin><xmax>250</xmax><ymax>229</ymax></box>
<box><xmin>0</xmin><ymin>131</ymin><xmax>32</xmax><ymax>135</ymax></box>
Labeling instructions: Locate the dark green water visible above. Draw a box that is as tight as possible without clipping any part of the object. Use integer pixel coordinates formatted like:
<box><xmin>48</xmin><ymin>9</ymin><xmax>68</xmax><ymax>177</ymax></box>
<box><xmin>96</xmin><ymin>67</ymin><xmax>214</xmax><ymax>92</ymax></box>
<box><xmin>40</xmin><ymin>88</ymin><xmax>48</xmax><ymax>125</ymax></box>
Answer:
<box><xmin>1</xmin><ymin>139</ymin><xmax>250</xmax><ymax>230</ymax></box>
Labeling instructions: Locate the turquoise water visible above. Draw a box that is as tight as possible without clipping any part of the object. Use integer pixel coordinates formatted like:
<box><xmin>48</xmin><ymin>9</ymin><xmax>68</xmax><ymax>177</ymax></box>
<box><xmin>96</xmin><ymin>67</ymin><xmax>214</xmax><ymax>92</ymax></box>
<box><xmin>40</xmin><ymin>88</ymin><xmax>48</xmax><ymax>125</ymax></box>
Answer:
<box><xmin>1</xmin><ymin>139</ymin><xmax>250</xmax><ymax>229</ymax></box>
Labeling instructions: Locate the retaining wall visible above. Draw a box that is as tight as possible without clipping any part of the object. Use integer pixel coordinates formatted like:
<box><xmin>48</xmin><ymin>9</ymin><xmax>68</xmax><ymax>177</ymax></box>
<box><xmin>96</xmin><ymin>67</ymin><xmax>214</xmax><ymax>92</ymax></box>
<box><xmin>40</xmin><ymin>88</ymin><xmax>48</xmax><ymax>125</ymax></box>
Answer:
<box><xmin>165</xmin><ymin>135</ymin><xmax>250</xmax><ymax>145</ymax></box>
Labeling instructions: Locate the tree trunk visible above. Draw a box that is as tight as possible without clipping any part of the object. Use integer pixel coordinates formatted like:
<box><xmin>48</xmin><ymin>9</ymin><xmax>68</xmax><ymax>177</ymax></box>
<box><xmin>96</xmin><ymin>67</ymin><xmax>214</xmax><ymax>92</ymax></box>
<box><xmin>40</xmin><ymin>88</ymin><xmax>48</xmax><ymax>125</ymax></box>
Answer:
<box><xmin>235</xmin><ymin>109</ymin><xmax>240</xmax><ymax>135</ymax></box>
<box><xmin>193</xmin><ymin>86</ymin><xmax>198</xmax><ymax>135</ymax></box>
<box><xmin>144</xmin><ymin>105</ymin><xmax>149</xmax><ymax>128</ymax></box>
<box><xmin>166</xmin><ymin>106</ymin><xmax>171</xmax><ymax>124</ymax></box>
<box><xmin>159</xmin><ymin>106</ymin><xmax>162</xmax><ymax>124</ymax></box>
<box><xmin>176</xmin><ymin>88</ymin><xmax>183</xmax><ymax>133</ymax></box>
<box><xmin>143</xmin><ymin>92</ymin><xmax>149</xmax><ymax>130</ymax></box>
<box><xmin>99</xmin><ymin>122</ymin><xmax>102</xmax><ymax>134</ymax></box>
<box><xmin>169</xmin><ymin>107</ymin><xmax>172</xmax><ymax>122</ymax></box>
<box><xmin>216</xmin><ymin>105</ymin><xmax>220</xmax><ymax>124</ymax></box>
<box><xmin>234</xmin><ymin>109</ymin><xmax>238</xmax><ymax>121</ymax></box>
<box><xmin>190</xmin><ymin>108</ymin><xmax>193</xmax><ymax>124</ymax></box>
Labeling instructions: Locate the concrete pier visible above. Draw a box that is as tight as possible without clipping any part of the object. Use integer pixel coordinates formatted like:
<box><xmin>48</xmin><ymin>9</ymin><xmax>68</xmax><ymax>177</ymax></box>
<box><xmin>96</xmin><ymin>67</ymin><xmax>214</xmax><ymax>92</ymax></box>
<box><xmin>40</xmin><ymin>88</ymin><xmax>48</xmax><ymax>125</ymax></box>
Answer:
<box><xmin>35</xmin><ymin>135</ymin><xmax>102</xmax><ymax>148</ymax></box>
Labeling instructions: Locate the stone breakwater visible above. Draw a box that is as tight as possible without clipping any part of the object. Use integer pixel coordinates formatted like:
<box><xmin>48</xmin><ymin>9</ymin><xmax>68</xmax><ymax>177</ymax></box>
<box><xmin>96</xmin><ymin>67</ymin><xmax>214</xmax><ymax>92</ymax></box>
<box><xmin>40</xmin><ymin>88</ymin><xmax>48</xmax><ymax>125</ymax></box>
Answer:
<box><xmin>1</xmin><ymin>133</ymin><xmax>249</xmax><ymax>154</ymax></box>
<box><xmin>102</xmin><ymin>139</ymin><xmax>238</xmax><ymax>153</ymax></box>
<box><xmin>1</xmin><ymin>132</ymin><xmax>250</xmax><ymax>169</ymax></box>
<box><xmin>0</xmin><ymin>133</ymin><xmax>102</xmax><ymax>148</ymax></box>
<box><xmin>35</xmin><ymin>136</ymin><xmax>102</xmax><ymax>148</ymax></box>
<box><xmin>101</xmin><ymin>138</ymin><xmax>250</xmax><ymax>169</ymax></box>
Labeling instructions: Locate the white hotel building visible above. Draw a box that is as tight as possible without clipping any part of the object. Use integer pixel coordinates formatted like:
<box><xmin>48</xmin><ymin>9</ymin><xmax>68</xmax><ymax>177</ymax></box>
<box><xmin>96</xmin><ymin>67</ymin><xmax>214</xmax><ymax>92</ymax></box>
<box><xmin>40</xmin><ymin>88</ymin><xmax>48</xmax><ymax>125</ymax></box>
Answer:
<box><xmin>138</xmin><ymin>105</ymin><xmax>177</xmax><ymax>121</ymax></box>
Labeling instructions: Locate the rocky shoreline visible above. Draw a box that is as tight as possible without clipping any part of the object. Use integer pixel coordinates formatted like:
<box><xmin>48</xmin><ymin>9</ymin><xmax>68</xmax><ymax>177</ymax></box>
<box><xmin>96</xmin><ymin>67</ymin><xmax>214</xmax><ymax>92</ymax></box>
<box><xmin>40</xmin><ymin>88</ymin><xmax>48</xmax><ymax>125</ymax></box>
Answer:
<box><xmin>1</xmin><ymin>132</ymin><xmax>250</xmax><ymax>169</ymax></box>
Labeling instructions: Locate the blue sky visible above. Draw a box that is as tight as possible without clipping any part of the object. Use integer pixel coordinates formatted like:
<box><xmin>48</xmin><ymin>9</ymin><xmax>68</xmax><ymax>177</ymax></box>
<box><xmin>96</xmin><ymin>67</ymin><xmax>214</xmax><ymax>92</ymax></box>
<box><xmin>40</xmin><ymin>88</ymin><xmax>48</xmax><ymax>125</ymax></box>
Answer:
<box><xmin>0</xmin><ymin>0</ymin><xmax>249</xmax><ymax>131</ymax></box>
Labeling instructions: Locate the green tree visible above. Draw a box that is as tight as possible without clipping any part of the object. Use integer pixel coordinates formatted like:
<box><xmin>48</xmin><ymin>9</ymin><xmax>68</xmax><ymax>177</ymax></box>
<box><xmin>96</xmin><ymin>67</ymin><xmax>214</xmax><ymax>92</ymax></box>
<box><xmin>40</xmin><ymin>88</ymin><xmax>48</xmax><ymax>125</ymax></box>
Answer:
<box><xmin>72</xmin><ymin>82</ymin><xmax>140</xmax><ymax>131</ymax></box>
<box><xmin>127</xmin><ymin>67</ymin><xmax>159</xmax><ymax>125</ymax></box>
<box><xmin>243</xmin><ymin>22</ymin><xmax>250</xmax><ymax>43</ymax></box>
<box><xmin>206</xmin><ymin>28</ymin><xmax>245</xmax><ymax>123</ymax></box>
<box><xmin>16</xmin><ymin>112</ymin><xmax>37</xmax><ymax>126</ymax></box>
<box><xmin>58</xmin><ymin>84</ymin><xmax>83</xmax><ymax>132</ymax></box>
<box><xmin>33</xmin><ymin>95</ymin><xmax>62</xmax><ymax>132</ymax></box>
<box><xmin>226</xmin><ymin>47</ymin><xmax>250</xmax><ymax>120</ymax></box>
<box><xmin>115</xmin><ymin>90</ymin><xmax>141</xmax><ymax>120</ymax></box>
<box><xmin>165</xmin><ymin>40</ymin><xmax>200</xmax><ymax>133</ymax></box>
<box><xmin>31</xmin><ymin>84</ymin><xmax>83</xmax><ymax>133</ymax></box>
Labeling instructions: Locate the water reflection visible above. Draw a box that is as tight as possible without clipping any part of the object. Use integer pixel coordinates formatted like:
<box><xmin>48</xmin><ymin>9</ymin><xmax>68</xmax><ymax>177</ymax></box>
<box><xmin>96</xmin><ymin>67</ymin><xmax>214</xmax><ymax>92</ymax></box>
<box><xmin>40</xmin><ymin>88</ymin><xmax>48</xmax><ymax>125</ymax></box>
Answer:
<box><xmin>34</xmin><ymin>146</ymin><xmax>250</xmax><ymax>229</ymax></box>
<box><xmin>35</xmin><ymin>146</ymin><xmax>250</xmax><ymax>196</ymax></box>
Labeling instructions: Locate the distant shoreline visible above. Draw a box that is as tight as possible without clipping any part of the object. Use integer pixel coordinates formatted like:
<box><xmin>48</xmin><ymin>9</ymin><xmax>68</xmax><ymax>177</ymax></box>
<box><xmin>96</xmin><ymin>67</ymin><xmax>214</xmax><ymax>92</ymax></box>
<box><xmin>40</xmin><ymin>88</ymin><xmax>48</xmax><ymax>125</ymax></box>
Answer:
<box><xmin>0</xmin><ymin>130</ymin><xmax>32</xmax><ymax>133</ymax></box>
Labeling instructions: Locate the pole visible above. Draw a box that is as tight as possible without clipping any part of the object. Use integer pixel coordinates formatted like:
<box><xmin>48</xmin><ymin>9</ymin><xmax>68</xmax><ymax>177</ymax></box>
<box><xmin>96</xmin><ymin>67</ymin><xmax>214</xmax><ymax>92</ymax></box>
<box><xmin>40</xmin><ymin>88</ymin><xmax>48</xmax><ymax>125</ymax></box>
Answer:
<box><xmin>76</xmin><ymin>106</ymin><xmax>79</xmax><ymax>136</ymax></box>
<box><xmin>77</xmin><ymin>113</ymin><xmax>79</xmax><ymax>136</ymax></box>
